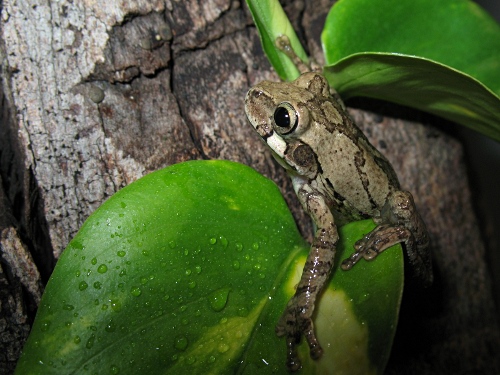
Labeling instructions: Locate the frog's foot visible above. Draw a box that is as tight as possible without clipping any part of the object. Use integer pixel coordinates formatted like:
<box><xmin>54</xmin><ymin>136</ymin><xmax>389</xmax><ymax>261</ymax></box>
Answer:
<box><xmin>276</xmin><ymin>299</ymin><xmax>323</xmax><ymax>372</ymax></box>
<box><xmin>340</xmin><ymin>224</ymin><xmax>411</xmax><ymax>270</ymax></box>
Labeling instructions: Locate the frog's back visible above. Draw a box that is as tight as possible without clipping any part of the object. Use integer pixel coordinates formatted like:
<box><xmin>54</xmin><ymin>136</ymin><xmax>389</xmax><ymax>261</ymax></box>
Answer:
<box><xmin>304</xmin><ymin>95</ymin><xmax>401</xmax><ymax>218</ymax></box>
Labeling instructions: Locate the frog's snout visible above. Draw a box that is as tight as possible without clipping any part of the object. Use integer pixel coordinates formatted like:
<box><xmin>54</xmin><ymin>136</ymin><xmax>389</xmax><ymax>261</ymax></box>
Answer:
<box><xmin>244</xmin><ymin>88</ymin><xmax>273</xmax><ymax>129</ymax></box>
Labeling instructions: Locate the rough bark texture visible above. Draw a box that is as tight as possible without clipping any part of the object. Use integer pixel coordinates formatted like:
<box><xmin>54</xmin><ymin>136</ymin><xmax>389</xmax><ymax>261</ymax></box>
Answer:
<box><xmin>0</xmin><ymin>0</ymin><xmax>498</xmax><ymax>374</ymax></box>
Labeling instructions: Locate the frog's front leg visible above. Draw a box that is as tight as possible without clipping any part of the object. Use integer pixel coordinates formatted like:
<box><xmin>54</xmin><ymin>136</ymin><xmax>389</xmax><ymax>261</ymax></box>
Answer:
<box><xmin>276</xmin><ymin>181</ymin><xmax>338</xmax><ymax>372</ymax></box>
<box><xmin>341</xmin><ymin>191</ymin><xmax>432</xmax><ymax>285</ymax></box>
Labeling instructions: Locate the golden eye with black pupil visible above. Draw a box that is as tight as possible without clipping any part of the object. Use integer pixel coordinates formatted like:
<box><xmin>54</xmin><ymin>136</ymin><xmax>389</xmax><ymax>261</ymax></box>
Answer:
<box><xmin>273</xmin><ymin>102</ymin><xmax>298</xmax><ymax>135</ymax></box>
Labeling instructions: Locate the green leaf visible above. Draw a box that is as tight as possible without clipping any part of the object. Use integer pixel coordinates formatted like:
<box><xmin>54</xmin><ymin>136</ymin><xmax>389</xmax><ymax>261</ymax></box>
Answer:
<box><xmin>321</xmin><ymin>0</ymin><xmax>500</xmax><ymax>140</ymax></box>
<box><xmin>246</xmin><ymin>0</ymin><xmax>308</xmax><ymax>81</ymax></box>
<box><xmin>16</xmin><ymin>161</ymin><xmax>402</xmax><ymax>374</ymax></box>
<box><xmin>322</xmin><ymin>0</ymin><xmax>500</xmax><ymax>92</ymax></box>
<box><xmin>323</xmin><ymin>54</ymin><xmax>500</xmax><ymax>141</ymax></box>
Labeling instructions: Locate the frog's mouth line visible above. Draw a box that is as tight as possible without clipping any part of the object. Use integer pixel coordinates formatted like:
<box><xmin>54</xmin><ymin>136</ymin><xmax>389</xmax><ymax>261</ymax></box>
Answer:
<box><xmin>269</xmin><ymin>146</ymin><xmax>291</xmax><ymax>171</ymax></box>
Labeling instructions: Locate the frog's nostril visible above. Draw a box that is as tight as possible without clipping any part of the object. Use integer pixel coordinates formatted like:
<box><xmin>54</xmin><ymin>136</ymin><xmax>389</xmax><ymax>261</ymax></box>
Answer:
<box><xmin>251</xmin><ymin>89</ymin><xmax>264</xmax><ymax>98</ymax></box>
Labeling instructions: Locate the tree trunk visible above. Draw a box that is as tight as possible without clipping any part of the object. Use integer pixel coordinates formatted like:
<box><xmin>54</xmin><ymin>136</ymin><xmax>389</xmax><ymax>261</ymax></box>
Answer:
<box><xmin>0</xmin><ymin>0</ymin><xmax>498</xmax><ymax>374</ymax></box>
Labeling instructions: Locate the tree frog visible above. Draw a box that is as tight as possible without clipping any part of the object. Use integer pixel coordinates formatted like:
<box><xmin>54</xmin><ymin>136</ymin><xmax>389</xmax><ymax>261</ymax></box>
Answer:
<box><xmin>244</xmin><ymin>37</ymin><xmax>432</xmax><ymax>372</ymax></box>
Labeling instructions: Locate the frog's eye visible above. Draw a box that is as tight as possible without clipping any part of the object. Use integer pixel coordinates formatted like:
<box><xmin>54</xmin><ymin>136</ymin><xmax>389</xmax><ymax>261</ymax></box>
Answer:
<box><xmin>273</xmin><ymin>102</ymin><xmax>298</xmax><ymax>135</ymax></box>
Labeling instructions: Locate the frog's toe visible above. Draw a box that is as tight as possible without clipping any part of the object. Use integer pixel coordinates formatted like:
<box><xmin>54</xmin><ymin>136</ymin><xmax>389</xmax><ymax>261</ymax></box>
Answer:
<box><xmin>285</xmin><ymin>336</ymin><xmax>302</xmax><ymax>372</ymax></box>
<box><xmin>308</xmin><ymin>340</ymin><xmax>323</xmax><ymax>359</ymax></box>
<box><xmin>342</xmin><ymin>226</ymin><xmax>400</xmax><ymax>270</ymax></box>
<box><xmin>276</xmin><ymin>318</ymin><xmax>302</xmax><ymax>372</ymax></box>
<box><xmin>275</xmin><ymin>320</ymin><xmax>289</xmax><ymax>338</ymax></box>
<box><xmin>362</xmin><ymin>247</ymin><xmax>378</xmax><ymax>260</ymax></box>
<box><xmin>275</xmin><ymin>324</ymin><xmax>284</xmax><ymax>337</ymax></box>
<box><xmin>287</xmin><ymin>358</ymin><xmax>302</xmax><ymax>372</ymax></box>
<box><xmin>340</xmin><ymin>250</ymin><xmax>363</xmax><ymax>270</ymax></box>
<box><xmin>275</xmin><ymin>308</ymin><xmax>296</xmax><ymax>337</ymax></box>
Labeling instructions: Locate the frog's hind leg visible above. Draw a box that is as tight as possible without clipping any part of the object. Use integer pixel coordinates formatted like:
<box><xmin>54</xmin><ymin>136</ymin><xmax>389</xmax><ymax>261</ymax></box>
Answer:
<box><xmin>340</xmin><ymin>191</ymin><xmax>432</xmax><ymax>286</ymax></box>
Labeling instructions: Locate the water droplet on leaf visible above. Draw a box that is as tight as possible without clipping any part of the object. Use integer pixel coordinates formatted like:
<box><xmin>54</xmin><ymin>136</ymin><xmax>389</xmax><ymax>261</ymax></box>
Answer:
<box><xmin>130</xmin><ymin>286</ymin><xmax>142</xmax><ymax>297</ymax></box>
<box><xmin>110</xmin><ymin>299</ymin><xmax>121</xmax><ymax>312</ymax></box>
<box><xmin>238</xmin><ymin>307</ymin><xmax>248</xmax><ymax>317</ymax></box>
<box><xmin>174</xmin><ymin>335</ymin><xmax>188</xmax><ymax>351</ymax></box>
<box><xmin>219</xmin><ymin>236</ymin><xmax>228</xmax><ymax>248</ymax></box>
<box><xmin>86</xmin><ymin>334</ymin><xmax>95</xmax><ymax>349</ymax></box>
<box><xmin>208</xmin><ymin>287</ymin><xmax>230</xmax><ymax>312</ymax></box>
<box><xmin>217</xmin><ymin>342</ymin><xmax>230</xmax><ymax>353</ymax></box>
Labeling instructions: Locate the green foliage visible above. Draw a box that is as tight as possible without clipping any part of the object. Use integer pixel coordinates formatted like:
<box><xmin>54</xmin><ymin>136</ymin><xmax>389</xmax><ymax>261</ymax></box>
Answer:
<box><xmin>246</xmin><ymin>0</ymin><xmax>309</xmax><ymax>80</ymax></box>
<box><xmin>323</xmin><ymin>54</ymin><xmax>500</xmax><ymax>141</ymax></box>
<box><xmin>322</xmin><ymin>0</ymin><xmax>500</xmax><ymax>95</ymax></box>
<box><xmin>16</xmin><ymin>161</ymin><xmax>402</xmax><ymax>374</ymax></box>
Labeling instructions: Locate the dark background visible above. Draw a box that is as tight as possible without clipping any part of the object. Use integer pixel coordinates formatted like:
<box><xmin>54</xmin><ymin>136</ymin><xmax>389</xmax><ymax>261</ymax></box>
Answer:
<box><xmin>465</xmin><ymin>0</ymin><xmax>500</xmax><ymax>310</ymax></box>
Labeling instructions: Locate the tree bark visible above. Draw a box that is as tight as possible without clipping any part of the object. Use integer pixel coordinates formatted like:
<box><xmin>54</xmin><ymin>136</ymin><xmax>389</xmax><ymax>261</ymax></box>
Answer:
<box><xmin>0</xmin><ymin>0</ymin><xmax>498</xmax><ymax>374</ymax></box>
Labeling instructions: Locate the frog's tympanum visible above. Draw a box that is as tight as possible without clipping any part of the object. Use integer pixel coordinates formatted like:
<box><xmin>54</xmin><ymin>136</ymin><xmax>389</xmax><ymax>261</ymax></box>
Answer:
<box><xmin>244</xmin><ymin>57</ymin><xmax>432</xmax><ymax>371</ymax></box>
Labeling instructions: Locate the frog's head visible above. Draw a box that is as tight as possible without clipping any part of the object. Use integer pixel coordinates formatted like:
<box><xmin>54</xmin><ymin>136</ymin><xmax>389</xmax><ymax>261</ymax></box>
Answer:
<box><xmin>244</xmin><ymin>72</ymin><xmax>330</xmax><ymax>178</ymax></box>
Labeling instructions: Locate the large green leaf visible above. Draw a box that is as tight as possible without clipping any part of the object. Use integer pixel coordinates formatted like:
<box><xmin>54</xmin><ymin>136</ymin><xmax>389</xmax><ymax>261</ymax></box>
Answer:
<box><xmin>322</xmin><ymin>0</ymin><xmax>500</xmax><ymax>140</ymax></box>
<box><xmin>323</xmin><ymin>54</ymin><xmax>500</xmax><ymax>141</ymax></box>
<box><xmin>16</xmin><ymin>161</ymin><xmax>402</xmax><ymax>374</ymax></box>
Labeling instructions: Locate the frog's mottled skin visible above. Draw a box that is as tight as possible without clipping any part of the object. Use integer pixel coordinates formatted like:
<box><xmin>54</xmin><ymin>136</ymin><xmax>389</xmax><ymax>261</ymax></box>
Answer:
<box><xmin>244</xmin><ymin>71</ymin><xmax>431</xmax><ymax>371</ymax></box>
